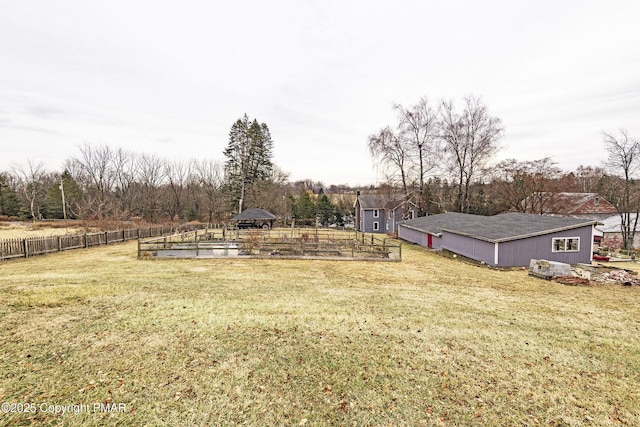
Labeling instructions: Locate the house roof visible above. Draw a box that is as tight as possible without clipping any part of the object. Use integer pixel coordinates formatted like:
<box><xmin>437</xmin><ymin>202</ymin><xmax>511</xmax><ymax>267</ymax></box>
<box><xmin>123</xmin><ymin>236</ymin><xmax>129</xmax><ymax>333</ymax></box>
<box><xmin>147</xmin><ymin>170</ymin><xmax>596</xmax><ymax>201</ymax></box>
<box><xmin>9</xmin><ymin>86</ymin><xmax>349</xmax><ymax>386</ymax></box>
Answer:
<box><xmin>231</xmin><ymin>208</ymin><xmax>276</xmax><ymax>222</ymax></box>
<box><xmin>400</xmin><ymin>212</ymin><xmax>597</xmax><ymax>243</ymax></box>
<box><xmin>356</xmin><ymin>194</ymin><xmax>411</xmax><ymax>210</ymax></box>
<box><xmin>518</xmin><ymin>192</ymin><xmax>617</xmax><ymax>216</ymax></box>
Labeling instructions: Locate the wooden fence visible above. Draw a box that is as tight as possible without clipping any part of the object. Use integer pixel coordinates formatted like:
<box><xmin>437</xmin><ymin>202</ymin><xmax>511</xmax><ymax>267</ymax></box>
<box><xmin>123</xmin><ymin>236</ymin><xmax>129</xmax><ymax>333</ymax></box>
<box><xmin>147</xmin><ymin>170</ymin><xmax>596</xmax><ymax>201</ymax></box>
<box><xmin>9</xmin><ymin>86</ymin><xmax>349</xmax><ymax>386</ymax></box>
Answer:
<box><xmin>0</xmin><ymin>224</ymin><xmax>208</xmax><ymax>261</ymax></box>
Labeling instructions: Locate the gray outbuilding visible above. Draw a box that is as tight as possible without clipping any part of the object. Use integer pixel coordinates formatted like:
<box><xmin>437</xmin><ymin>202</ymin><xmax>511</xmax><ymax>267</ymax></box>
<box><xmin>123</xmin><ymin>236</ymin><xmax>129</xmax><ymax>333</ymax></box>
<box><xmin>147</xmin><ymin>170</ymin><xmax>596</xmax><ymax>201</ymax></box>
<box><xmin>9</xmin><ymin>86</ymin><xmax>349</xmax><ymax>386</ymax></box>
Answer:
<box><xmin>398</xmin><ymin>212</ymin><xmax>598</xmax><ymax>267</ymax></box>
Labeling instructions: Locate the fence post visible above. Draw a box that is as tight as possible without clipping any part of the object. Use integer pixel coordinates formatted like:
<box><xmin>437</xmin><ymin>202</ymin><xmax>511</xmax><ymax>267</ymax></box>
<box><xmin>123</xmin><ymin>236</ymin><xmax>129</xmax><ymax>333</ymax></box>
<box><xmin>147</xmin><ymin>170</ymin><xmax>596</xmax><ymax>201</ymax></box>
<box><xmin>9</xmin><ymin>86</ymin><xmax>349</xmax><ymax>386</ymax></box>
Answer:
<box><xmin>84</xmin><ymin>233</ymin><xmax>88</xmax><ymax>248</ymax></box>
<box><xmin>58</xmin><ymin>236</ymin><xmax>62</xmax><ymax>252</ymax></box>
<box><xmin>105</xmin><ymin>231</ymin><xmax>109</xmax><ymax>245</ymax></box>
<box><xmin>23</xmin><ymin>238</ymin><xmax>28</xmax><ymax>258</ymax></box>
<box><xmin>137</xmin><ymin>237</ymin><xmax>141</xmax><ymax>258</ymax></box>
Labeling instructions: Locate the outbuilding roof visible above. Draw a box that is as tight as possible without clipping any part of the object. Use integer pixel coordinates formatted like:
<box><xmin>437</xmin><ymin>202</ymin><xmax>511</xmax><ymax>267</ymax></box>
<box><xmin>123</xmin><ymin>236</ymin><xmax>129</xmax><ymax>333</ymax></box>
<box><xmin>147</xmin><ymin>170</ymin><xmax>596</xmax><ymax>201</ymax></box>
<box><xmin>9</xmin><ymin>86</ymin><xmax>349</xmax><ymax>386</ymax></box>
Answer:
<box><xmin>400</xmin><ymin>212</ymin><xmax>597</xmax><ymax>243</ymax></box>
<box><xmin>231</xmin><ymin>208</ymin><xmax>276</xmax><ymax>222</ymax></box>
<box><xmin>397</xmin><ymin>212</ymin><xmax>469</xmax><ymax>236</ymax></box>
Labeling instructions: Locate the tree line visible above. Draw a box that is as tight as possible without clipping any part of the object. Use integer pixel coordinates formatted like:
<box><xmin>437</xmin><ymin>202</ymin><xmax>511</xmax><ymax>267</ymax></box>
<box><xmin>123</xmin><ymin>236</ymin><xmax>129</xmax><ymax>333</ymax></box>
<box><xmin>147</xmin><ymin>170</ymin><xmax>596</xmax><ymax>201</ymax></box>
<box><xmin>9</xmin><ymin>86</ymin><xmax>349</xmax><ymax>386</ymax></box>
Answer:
<box><xmin>0</xmin><ymin>113</ymin><xmax>356</xmax><ymax>225</ymax></box>
<box><xmin>1</xmin><ymin>108</ymin><xmax>638</xmax><ymax>245</ymax></box>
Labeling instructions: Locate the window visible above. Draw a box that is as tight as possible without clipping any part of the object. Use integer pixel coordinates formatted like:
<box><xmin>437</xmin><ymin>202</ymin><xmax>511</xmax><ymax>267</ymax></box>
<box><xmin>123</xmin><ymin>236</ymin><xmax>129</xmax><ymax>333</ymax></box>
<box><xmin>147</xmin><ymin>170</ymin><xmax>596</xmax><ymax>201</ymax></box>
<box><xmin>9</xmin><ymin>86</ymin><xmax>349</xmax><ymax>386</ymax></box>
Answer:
<box><xmin>373</xmin><ymin>221</ymin><xmax>379</xmax><ymax>231</ymax></box>
<box><xmin>373</xmin><ymin>209</ymin><xmax>379</xmax><ymax>218</ymax></box>
<box><xmin>409</xmin><ymin>210</ymin><xmax>415</xmax><ymax>219</ymax></box>
<box><xmin>552</xmin><ymin>237</ymin><xmax>580</xmax><ymax>252</ymax></box>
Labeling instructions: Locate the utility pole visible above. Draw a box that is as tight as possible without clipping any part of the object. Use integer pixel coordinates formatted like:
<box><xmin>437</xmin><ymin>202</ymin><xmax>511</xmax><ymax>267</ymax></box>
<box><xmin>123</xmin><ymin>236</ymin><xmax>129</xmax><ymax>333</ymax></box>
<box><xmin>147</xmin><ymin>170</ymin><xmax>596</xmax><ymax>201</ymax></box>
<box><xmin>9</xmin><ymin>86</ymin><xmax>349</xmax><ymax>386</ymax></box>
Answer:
<box><xmin>59</xmin><ymin>179</ymin><xmax>67</xmax><ymax>220</ymax></box>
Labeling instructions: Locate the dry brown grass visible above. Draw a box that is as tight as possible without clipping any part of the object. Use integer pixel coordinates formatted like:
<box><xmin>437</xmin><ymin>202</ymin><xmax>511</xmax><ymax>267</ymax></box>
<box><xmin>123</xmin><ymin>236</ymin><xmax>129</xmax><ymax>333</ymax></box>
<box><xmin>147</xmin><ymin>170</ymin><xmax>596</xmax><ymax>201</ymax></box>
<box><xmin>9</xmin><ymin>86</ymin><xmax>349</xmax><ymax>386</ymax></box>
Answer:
<box><xmin>0</xmin><ymin>220</ymin><xmax>151</xmax><ymax>240</ymax></box>
<box><xmin>0</xmin><ymin>222</ymin><xmax>88</xmax><ymax>239</ymax></box>
<box><xmin>0</xmin><ymin>241</ymin><xmax>638</xmax><ymax>426</ymax></box>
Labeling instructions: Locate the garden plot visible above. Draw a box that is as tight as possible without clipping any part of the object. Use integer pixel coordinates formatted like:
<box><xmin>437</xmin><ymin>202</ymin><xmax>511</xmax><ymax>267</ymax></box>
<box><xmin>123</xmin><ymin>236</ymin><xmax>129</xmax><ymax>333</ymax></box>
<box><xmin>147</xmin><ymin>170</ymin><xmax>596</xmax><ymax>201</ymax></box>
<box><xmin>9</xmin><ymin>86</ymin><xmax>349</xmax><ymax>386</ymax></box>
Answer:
<box><xmin>138</xmin><ymin>228</ymin><xmax>402</xmax><ymax>261</ymax></box>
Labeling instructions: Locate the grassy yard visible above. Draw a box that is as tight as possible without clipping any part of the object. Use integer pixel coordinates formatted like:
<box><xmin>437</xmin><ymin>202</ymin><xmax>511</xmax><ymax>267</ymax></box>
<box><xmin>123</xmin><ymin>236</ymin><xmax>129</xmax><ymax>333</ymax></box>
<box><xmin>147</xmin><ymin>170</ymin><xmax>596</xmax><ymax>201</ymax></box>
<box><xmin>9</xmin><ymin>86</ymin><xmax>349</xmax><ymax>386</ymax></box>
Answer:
<box><xmin>0</xmin><ymin>222</ymin><xmax>88</xmax><ymax>239</ymax></box>
<box><xmin>0</xmin><ymin>240</ymin><xmax>638</xmax><ymax>426</ymax></box>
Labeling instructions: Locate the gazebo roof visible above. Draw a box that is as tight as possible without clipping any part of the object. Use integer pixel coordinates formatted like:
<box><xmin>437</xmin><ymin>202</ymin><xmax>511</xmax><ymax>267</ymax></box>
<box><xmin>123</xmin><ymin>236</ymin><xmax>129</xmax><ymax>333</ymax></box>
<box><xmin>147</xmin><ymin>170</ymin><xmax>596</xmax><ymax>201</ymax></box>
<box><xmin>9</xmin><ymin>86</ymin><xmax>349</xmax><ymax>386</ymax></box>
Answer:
<box><xmin>231</xmin><ymin>208</ymin><xmax>277</xmax><ymax>222</ymax></box>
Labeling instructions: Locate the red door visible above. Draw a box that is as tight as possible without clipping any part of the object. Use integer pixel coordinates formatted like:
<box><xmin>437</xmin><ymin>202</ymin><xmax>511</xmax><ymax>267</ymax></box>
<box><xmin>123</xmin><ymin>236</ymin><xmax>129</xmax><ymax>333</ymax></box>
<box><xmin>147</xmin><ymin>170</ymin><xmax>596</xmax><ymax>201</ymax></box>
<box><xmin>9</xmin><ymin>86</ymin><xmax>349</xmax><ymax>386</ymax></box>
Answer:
<box><xmin>427</xmin><ymin>234</ymin><xmax>433</xmax><ymax>248</ymax></box>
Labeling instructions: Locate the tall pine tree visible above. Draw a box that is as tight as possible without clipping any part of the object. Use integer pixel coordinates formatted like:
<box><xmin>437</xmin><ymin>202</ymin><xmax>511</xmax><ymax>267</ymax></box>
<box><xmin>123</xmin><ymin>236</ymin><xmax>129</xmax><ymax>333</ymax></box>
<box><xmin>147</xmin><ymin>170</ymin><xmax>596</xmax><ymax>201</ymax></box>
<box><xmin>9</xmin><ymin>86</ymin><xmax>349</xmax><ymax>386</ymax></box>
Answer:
<box><xmin>316</xmin><ymin>190</ymin><xmax>334</xmax><ymax>226</ymax></box>
<box><xmin>0</xmin><ymin>173</ymin><xmax>21</xmax><ymax>217</ymax></box>
<box><xmin>223</xmin><ymin>114</ymin><xmax>274</xmax><ymax>213</ymax></box>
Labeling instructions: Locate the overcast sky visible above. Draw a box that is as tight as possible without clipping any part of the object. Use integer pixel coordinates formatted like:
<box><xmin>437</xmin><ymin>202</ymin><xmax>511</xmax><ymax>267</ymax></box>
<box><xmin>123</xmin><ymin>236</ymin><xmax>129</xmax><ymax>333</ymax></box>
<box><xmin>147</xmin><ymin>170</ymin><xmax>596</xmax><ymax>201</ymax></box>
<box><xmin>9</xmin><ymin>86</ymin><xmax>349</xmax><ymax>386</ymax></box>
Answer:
<box><xmin>1</xmin><ymin>0</ymin><xmax>639</xmax><ymax>186</ymax></box>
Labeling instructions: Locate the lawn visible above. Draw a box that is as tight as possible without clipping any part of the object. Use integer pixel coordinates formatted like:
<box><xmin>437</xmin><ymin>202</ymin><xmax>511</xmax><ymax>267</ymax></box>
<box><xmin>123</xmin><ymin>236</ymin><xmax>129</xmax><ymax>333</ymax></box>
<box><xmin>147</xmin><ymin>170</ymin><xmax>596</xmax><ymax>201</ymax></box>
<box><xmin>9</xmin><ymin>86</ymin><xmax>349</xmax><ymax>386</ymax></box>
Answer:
<box><xmin>0</xmin><ymin>222</ymin><xmax>88</xmax><ymax>239</ymax></box>
<box><xmin>0</xmin><ymin>240</ymin><xmax>638</xmax><ymax>426</ymax></box>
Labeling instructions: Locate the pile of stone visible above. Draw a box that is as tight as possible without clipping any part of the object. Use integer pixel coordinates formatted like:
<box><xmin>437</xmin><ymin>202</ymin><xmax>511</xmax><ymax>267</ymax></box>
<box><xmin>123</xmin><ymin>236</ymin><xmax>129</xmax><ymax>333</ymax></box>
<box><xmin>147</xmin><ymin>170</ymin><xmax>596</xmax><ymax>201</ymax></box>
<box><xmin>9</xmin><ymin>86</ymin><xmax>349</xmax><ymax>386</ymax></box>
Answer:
<box><xmin>530</xmin><ymin>259</ymin><xmax>640</xmax><ymax>286</ymax></box>
<box><xmin>593</xmin><ymin>269</ymin><xmax>640</xmax><ymax>286</ymax></box>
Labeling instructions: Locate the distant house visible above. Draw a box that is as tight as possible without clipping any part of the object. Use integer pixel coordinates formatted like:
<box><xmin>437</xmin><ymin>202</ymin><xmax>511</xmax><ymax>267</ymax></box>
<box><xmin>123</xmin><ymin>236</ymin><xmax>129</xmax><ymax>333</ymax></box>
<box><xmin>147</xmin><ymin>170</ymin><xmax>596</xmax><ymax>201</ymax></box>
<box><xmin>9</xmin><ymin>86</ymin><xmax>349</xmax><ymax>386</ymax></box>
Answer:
<box><xmin>231</xmin><ymin>208</ymin><xmax>276</xmax><ymax>229</ymax></box>
<box><xmin>596</xmin><ymin>214</ymin><xmax>640</xmax><ymax>249</ymax></box>
<box><xmin>354</xmin><ymin>193</ymin><xmax>417</xmax><ymax>233</ymax></box>
<box><xmin>517</xmin><ymin>192</ymin><xmax>617</xmax><ymax>220</ymax></box>
<box><xmin>398</xmin><ymin>212</ymin><xmax>597</xmax><ymax>267</ymax></box>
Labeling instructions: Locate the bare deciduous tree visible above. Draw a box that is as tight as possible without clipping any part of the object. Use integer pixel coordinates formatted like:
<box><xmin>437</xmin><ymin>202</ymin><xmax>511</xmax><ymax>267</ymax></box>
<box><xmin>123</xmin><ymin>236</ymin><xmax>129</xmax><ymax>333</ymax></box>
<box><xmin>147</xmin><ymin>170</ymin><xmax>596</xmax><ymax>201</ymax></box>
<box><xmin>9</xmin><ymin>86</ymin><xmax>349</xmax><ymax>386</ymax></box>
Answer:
<box><xmin>137</xmin><ymin>153</ymin><xmax>165</xmax><ymax>222</ymax></box>
<box><xmin>12</xmin><ymin>159</ymin><xmax>49</xmax><ymax>219</ymax></box>
<box><xmin>602</xmin><ymin>129</ymin><xmax>640</xmax><ymax>249</ymax></box>
<box><xmin>193</xmin><ymin>159</ymin><xmax>226</xmax><ymax>223</ymax></box>
<box><xmin>368</xmin><ymin>126</ymin><xmax>412</xmax><ymax>196</ymax></box>
<box><xmin>163</xmin><ymin>159</ymin><xmax>191</xmax><ymax>223</ymax></box>
<box><xmin>440</xmin><ymin>96</ymin><xmax>503</xmax><ymax>213</ymax></box>
<box><xmin>494</xmin><ymin>157</ymin><xmax>561</xmax><ymax>214</ymax></box>
<box><xmin>111</xmin><ymin>148</ymin><xmax>140</xmax><ymax>220</ymax></box>
<box><xmin>394</xmin><ymin>97</ymin><xmax>440</xmax><ymax>213</ymax></box>
<box><xmin>66</xmin><ymin>143</ymin><xmax>117</xmax><ymax>219</ymax></box>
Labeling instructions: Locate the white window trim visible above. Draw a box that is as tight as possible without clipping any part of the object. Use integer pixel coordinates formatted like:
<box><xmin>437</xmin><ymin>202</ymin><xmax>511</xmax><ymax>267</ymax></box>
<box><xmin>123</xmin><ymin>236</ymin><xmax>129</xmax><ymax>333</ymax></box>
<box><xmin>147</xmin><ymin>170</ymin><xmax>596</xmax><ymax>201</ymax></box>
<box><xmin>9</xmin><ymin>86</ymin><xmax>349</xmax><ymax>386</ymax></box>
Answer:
<box><xmin>373</xmin><ymin>209</ymin><xmax>379</xmax><ymax>218</ymax></box>
<box><xmin>552</xmin><ymin>237</ymin><xmax>580</xmax><ymax>253</ymax></box>
<box><xmin>373</xmin><ymin>221</ymin><xmax>379</xmax><ymax>231</ymax></box>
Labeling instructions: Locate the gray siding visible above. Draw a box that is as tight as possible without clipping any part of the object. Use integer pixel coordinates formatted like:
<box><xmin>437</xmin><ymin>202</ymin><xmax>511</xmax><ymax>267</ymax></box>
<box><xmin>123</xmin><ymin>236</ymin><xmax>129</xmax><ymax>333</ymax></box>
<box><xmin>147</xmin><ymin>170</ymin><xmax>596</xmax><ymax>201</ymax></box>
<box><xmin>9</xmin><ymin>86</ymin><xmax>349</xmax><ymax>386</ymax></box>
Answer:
<box><xmin>442</xmin><ymin>233</ymin><xmax>495</xmax><ymax>264</ymax></box>
<box><xmin>398</xmin><ymin>225</ymin><xmax>441</xmax><ymax>249</ymax></box>
<box><xmin>397</xmin><ymin>224</ymin><xmax>420</xmax><ymax>244</ymax></box>
<box><xmin>360</xmin><ymin>209</ymin><xmax>387</xmax><ymax>233</ymax></box>
<box><xmin>443</xmin><ymin>225</ymin><xmax>594</xmax><ymax>267</ymax></box>
<box><xmin>497</xmin><ymin>225</ymin><xmax>593</xmax><ymax>267</ymax></box>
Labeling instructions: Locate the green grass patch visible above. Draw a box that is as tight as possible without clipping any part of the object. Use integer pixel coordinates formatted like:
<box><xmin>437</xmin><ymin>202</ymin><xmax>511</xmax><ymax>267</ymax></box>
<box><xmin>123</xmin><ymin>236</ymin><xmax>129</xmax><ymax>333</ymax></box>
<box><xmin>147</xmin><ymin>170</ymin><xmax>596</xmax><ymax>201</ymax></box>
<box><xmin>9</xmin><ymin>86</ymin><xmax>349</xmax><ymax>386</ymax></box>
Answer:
<box><xmin>0</xmin><ymin>242</ymin><xmax>639</xmax><ymax>425</ymax></box>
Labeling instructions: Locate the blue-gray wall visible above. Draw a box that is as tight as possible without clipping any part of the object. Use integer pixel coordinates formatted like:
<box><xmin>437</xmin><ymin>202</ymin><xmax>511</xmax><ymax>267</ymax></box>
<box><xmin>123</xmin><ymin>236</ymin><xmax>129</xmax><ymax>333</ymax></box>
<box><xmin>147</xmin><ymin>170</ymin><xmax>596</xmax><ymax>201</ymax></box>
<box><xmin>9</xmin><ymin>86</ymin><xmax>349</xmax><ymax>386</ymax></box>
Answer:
<box><xmin>497</xmin><ymin>225</ymin><xmax>593</xmax><ymax>267</ymax></box>
<box><xmin>360</xmin><ymin>209</ymin><xmax>388</xmax><ymax>233</ymax></box>
<box><xmin>406</xmin><ymin>225</ymin><xmax>594</xmax><ymax>267</ymax></box>
<box><xmin>398</xmin><ymin>225</ymin><xmax>441</xmax><ymax>249</ymax></box>
<box><xmin>442</xmin><ymin>233</ymin><xmax>495</xmax><ymax>264</ymax></box>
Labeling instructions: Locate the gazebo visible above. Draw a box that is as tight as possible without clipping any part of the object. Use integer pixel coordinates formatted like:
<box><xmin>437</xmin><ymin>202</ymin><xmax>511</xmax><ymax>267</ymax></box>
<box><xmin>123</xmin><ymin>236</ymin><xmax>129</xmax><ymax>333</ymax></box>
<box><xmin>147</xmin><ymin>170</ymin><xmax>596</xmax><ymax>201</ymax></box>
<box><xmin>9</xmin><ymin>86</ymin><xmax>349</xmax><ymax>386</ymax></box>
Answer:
<box><xmin>231</xmin><ymin>208</ymin><xmax>277</xmax><ymax>229</ymax></box>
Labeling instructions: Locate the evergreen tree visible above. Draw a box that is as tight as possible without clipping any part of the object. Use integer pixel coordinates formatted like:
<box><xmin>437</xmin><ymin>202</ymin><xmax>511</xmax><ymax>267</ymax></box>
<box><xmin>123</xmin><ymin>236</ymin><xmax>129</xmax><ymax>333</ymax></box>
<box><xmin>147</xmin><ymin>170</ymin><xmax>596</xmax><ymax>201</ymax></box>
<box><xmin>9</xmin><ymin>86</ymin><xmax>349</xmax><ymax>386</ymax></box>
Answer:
<box><xmin>333</xmin><ymin>198</ymin><xmax>353</xmax><ymax>227</ymax></box>
<box><xmin>223</xmin><ymin>114</ymin><xmax>274</xmax><ymax>213</ymax></box>
<box><xmin>44</xmin><ymin>171</ymin><xmax>82</xmax><ymax>219</ymax></box>
<box><xmin>316</xmin><ymin>190</ymin><xmax>334</xmax><ymax>226</ymax></box>
<box><xmin>0</xmin><ymin>173</ymin><xmax>21</xmax><ymax>217</ymax></box>
<box><xmin>294</xmin><ymin>190</ymin><xmax>316</xmax><ymax>225</ymax></box>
